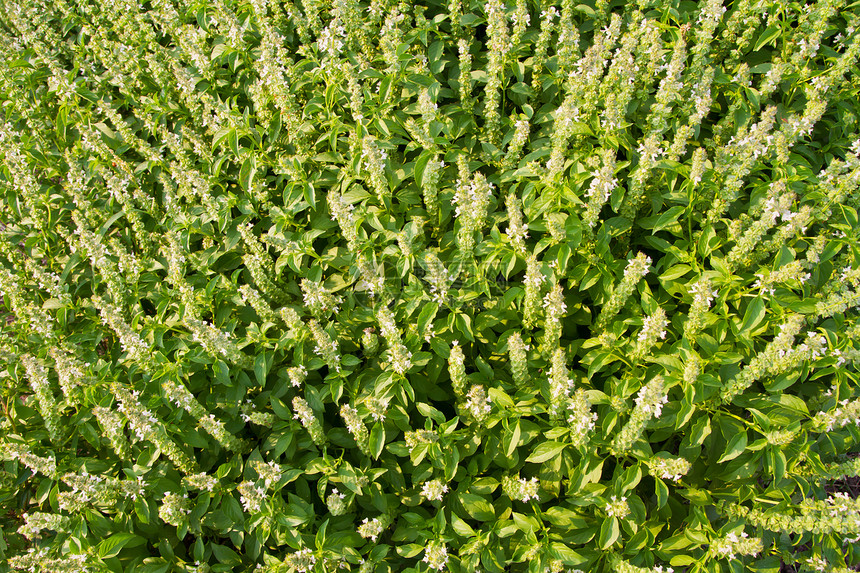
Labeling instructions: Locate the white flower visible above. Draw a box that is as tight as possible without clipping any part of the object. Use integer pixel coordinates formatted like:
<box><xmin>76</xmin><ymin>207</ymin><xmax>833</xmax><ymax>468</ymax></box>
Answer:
<box><xmin>423</xmin><ymin>542</ymin><xmax>449</xmax><ymax>570</ymax></box>
<box><xmin>421</xmin><ymin>479</ymin><xmax>449</xmax><ymax>501</ymax></box>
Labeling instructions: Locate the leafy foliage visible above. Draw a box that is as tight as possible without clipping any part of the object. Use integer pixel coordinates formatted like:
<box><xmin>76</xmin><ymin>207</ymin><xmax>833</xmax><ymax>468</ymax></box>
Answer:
<box><xmin>0</xmin><ymin>0</ymin><xmax>860</xmax><ymax>572</ymax></box>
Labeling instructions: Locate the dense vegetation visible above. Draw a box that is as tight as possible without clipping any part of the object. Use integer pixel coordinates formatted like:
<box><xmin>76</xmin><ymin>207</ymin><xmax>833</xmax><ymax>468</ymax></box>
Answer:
<box><xmin>1</xmin><ymin>0</ymin><xmax>860</xmax><ymax>572</ymax></box>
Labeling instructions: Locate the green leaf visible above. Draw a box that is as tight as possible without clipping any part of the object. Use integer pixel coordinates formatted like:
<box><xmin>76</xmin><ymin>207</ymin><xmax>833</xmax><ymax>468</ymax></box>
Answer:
<box><xmin>458</xmin><ymin>492</ymin><xmax>495</xmax><ymax>521</ymax></box>
<box><xmin>414</xmin><ymin>151</ymin><xmax>432</xmax><ymax>190</ymax></box>
<box><xmin>396</xmin><ymin>544</ymin><xmax>425</xmax><ymax>558</ymax></box>
<box><xmin>98</xmin><ymin>533</ymin><xmax>146</xmax><ymax>558</ymax></box>
<box><xmin>617</xmin><ymin>464</ymin><xmax>642</xmax><ymax>492</ymax></box>
<box><xmin>315</xmin><ymin>519</ymin><xmax>328</xmax><ymax>550</ymax></box>
<box><xmin>655</xmin><ymin>478</ymin><xmax>668</xmax><ymax>509</ymax></box>
<box><xmin>304</xmin><ymin>182</ymin><xmax>316</xmax><ymax>210</ymax></box>
<box><xmin>512</xmin><ymin>511</ymin><xmax>539</xmax><ymax>534</ymax></box>
<box><xmin>416</xmin><ymin>302</ymin><xmax>438</xmax><ymax>335</ymax></box>
<box><xmin>239</xmin><ymin>156</ymin><xmax>256</xmax><ymax>192</ymax></box>
<box><xmin>688</xmin><ymin>415</ymin><xmax>711</xmax><ymax>446</ymax></box>
<box><xmin>455</xmin><ymin>313</ymin><xmax>474</xmax><ymax>341</ymax></box>
<box><xmin>268</xmin><ymin>111</ymin><xmax>282</xmax><ymax>143</ymax></box>
<box><xmin>505</xmin><ymin>420</ymin><xmax>521</xmax><ymax>457</ymax></box>
<box><xmin>650</xmin><ymin>206</ymin><xmax>686</xmax><ymax>234</ymax></box>
<box><xmin>214</xmin><ymin>360</ymin><xmax>231</xmax><ymax>386</ymax></box>
<box><xmin>428</xmin><ymin>41</ymin><xmax>444</xmax><ymax>74</ymax></box>
<box><xmin>254</xmin><ymin>352</ymin><xmax>269</xmax><ymax>386</ymax></box>
<box><xmin>211</xmin><ymin>543</ymin><xmax>242</xmax><ymax>566</ymax></box>
<box><xmin>753</xmin><ymin>25</ymin><xmax>781</xmax><ymax>51</ymax></box>
<box><xmin>660</xmin><ymin>264</ymin><xmax>692</xmax><ymax>281</ymax></box>
<box><xmin>369</xmin><ymin>423</ymin><xmax>385</xmax><ymax>460</ymax></box>
<box><xmin>738</xmin><ymin>297</ymin><xmax>766</xmax><ymax>337</ymax></box>
<box><xmin>417</xmin><ymin>402</ymin><xmax>446</xmax><ymax>424</ymax></box>
<box><xmin>717</xmin><ymin>431</ymin><xmax>748</xmax><ymax>463</ymax></box>
<box><xmin>543</xmin><ymin>506</ymin><xmax>589</xmax><ymax>529</ymax></box>
<box><xmin>228</xmin><ymin>129</ymin><xmax>240</xmax><ymax>157</ymax></box>
<box><xmin>451</xmin><ymin>512</ymin><xmax>476</xmax><ymax>537</ymax></box>
<box><xmin>222</xmin><ymin>495</ymin><xmax>244</xmax><ymax>526</ymax></box>
<box><xmin>769</xmin><ymin>448</ymin><xmax>787</xmax><ymax>483</ymax></box>
<box><xmin>598</xmin><ymin>517</ymin><xmax>619</xmax><ymax>549</ymax></box>
<box><xmin>526</xmin><ymin>441</ymin><xmax>566</xmax><ymax>464</ymax></box>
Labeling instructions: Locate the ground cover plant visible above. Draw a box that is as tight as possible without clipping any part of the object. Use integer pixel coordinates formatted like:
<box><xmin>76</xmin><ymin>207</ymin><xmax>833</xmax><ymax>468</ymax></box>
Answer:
<box><xmin>1</xmin><ymin>0</ymin><xmax>860</xmax><ymax>571</ymax></box>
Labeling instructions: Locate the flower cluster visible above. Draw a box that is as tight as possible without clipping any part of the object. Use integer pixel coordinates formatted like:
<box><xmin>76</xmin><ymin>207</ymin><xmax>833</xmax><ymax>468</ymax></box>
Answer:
<box><xmin>0</xmin><ymin>442</ymin><xmax>57</xmax><ymax>478</ymax></box>
<box><xmin>507</xmin><ymin>332</ymin><xmax>529</xmax><ymax>385</ymax></box>
<box><xmin>185</xmin><ymin>317</ymin><xmax>245</xmax><ymax>365</ymax></box>
<box><xmin>458</xmin><ymin>39</ymin><xmax>473</xmax><ymax>111</ymax></box>
<box><xmin>405</xmin><ymin>429</ymin><xmax>439</xmax><ymax>451</ymax></box>
<box><xmin>448</xmin><ymin>341</ymin><xmax>467</xmax><ymax>397</ymax></box>
<box><xmin>719</xmin><ymin>314</ymin><xmax>805</xmax><ymax>404</ymax></box>
<box><xmin>364</xmin><ymin>396</ymin><xmax>388</xmax><ymax>422</ymax></box>
<box><xmin>327</xmin><ymin>488</ymin><xmax>347</xmax><ymax>515</ymax></box>
<box><xmin>684</xmin><ymin>278</ymin><xmax>716</xmax><ymax>341</ymax></box>
<box><xmin>505</xmin><ymin>193</ymin><xmax>529</xmax><ymax>255</ymax></box>
<box><xmin>251</xmin><ymin>459</ymin><xmax>282</xmax><ymax>489</ymax></box>
<box><xmin>92</xmin><ymin>295</ymin><xmax>150</xmax><ymax>364</ymax></box>
<box><xmin>284</xmin><ymin>548</ymin><xmax>316</xmax><ymax>573</ymax></box>
<box><xmin>309</xmin><ymin>319</ymin><xmax>342</xmax><ymax>373</ymax></box>
<box><xmin>481</xmin><ymin>0</ymin><xmax>510</xmax><ymax>142</ymax></box>
<box><xmin>567</xmin><ymin>389</ymin><xmax>598</xmax><ymax>447</ymax></box>
<box><xmin>8</xmin><ymin>547</ymin><xmax>91</xmax><ymax>573</ymax></box>
<box><xmin>239</xmin><ymin>284</ymin><xmax>277</xmax><ymax>323</ymax></box>
<box><xmin>596</xmin><ymin>253</ymin><xmax>651</xmax><ymax>330</ymax></box>
<box><xmin>377</xmin><ymin>306</ymin><xmax>412</xmax><ymax>375</ymax></box>
<box><xmin>707</xmin><ymin>531</ymin><xmax>764</xmax><ymax>560</ymax></box>
<box><xmin>635</xmin><ymin>376</ymin><xmax>670</xmax><ymax>418</ymax></box>
<box><xmin>328</xmin><ymin>191</ymin><xmax>359</xmax><ymax>251</ymax></box>
<box><xmin>422</xmin><ymin>157</ymin><xmax>445</xmax><ymax>223</ymax></box>
<box><xmin>183</xmin><ymin>472</ymin><xmax>218</xmax><ymax>492</ymax></box>
<box><xmin>341</xmin><ymin>404</ymin><xmax>370</xmax><ymax>455</ymax></box>
<box><xmin>611</xmin><ymin>376</ymin><xmax>668</xmax><ymax>455</ymax></box>
<box><xmin>453</xmin><ymin>172</ymin><xmax>494</xmax><ymax>256</ymax></box>
<box><xmin>163</xmin><ymin>380</ymin><xmax>243</xmax><ymax>452</ymax></box>
<box><xmin>238</xmin><ymin>223</ymin><xmax>288</xmax><ymax>303</ymax></box>
<box><xmin>238</xmin><ymin>480</ymin><xmax>266</xmax><ymax>512</ymax></box>
<box><xmin>112</xmin><ymin>383</ymin><xmax>197</xmax><ymax>474</ymax></box>
<box><xmin>584</xmin><ymin>149</ymin><xmax>618</xmax><ymax>229</ymax></box>
<box><xmin>502</xmin><ymin>475</ymin><xmax>540</xmax><ymax>502</ymax></box>
<box><xmin>523</xmin><ymin>254</ymin><xmax>545</xmax><ymax>328</ymax></box>
<box><xmin>465</xmin><ymin>384</ymin><xmax>492</xmax><ymax>422</ymax></box>
<box><xmin>21</xmin><ymin>355</ymin><xmax>61</xmax><ymax>441</ymax></box>
<box><xmin>634</xmin><ymin>307</ymin><xmax>668</xmax><ymax>360</ymax></box>
<box><xmin>503</xmin><ymin>118</ymin><xmax>530</xmax><ymax>170</ymax></box>
<box><xmin>57</xmin><ymin>470</ymin><xmax>146</xmax><ymax>512</ymax></box>
<box><xmin>18</xmin><ymin>512</ymin><xmax>70</xmax><ymax>540</ymax></box>
<box><xmin>301</xmin><ymin>279</ymin><xmax>342</xmax><ymax>317</ymax></box>
<box><xmin>159</xmin><ymin>492</ymin><xmax>192</xmax><ymax>526</ymax></box>
<box><xmin>646</xmin><ymin>455</ymin><xmax>692</xmax><ymax>482</ymax></box>
<box><xmin>813</xmin><ymin>398</ymin><xmax>860</xmax><ymax>432</ymax></box>
<box><xmin>358</xmin><ymin>517</ymin><xmax>384</xmax><ymax>541</ymax></box>
<box><xmin>548</xmin><ymin>348</ymin><xmax>573</xmax><ymax>417</ymax></box>
<box><xmin>361</xmin><ymin>136</ymin><xmax>389</xmax><ymax>200</ymax></box>
<box><xmin>423</xmin><ymin>542</ymin><xmax>449</xmax><ymax>571</ymax></box>
<box><xmin>605</xmin><ymin>495</ymin><xmax>631</xmax><ymax>519</ymax></box>
<box><xmin>422</xmin><ymin>252</ymin><xmax>454</xmax><ymax>304</ymax></box>
<box><xmin>421</xmin><ymin>479</ymin><xmax>449</xmax><ymax>502</ymax></box>
<box><xmin>542</xmin><ymin>282</ymin><xmax>567</xmax><ymax>351</ymax></box>
<box><xmin>293</xmin><ymin>396</ymin><xmax>325</xmax><ymax>445</ymax></box>
<box><xmin>92</xmin><ymin>405</ymin><xmax>131</xmax><ymax>459</ymax></box>
<box><xmin>287</xmin><ymin>365</ymin><xmax>308</xmax><ymax>388</ymax></box>
<box><xmin>721</xmin><ymin>493</ymin><xmax>860</xmax><ymax>538</ymax></box>
<box><xmin>531</xmin><ymin>7</ymin><xmax>558</xmax><ymax>92</ymax></box>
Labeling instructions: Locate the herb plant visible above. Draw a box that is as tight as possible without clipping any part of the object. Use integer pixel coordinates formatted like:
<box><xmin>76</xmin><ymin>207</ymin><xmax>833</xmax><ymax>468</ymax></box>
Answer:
<box><xmin>0</xmin><ymin>1</ymin><xmax>860</xmax><ymax>572</ymax></box>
